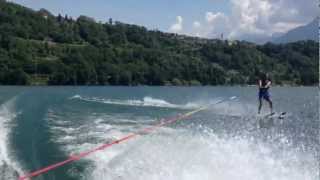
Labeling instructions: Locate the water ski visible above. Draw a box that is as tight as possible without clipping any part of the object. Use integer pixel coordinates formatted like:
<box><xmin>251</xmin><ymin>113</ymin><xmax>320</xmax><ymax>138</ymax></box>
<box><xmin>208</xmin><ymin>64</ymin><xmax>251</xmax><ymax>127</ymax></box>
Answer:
<box><xmin>264</xmin><ymin>112</ymin><xmax>287</xmax><ymax>119</ymax></box>
<box><xmin>259</xmin><ymin>112</ymin><xmax>287</xmax><ymax>128</ymax></box>
<box><xmin>264</xmin><ymin>112</ymin><xmax>276</xmax><ymax>118</ymax></box>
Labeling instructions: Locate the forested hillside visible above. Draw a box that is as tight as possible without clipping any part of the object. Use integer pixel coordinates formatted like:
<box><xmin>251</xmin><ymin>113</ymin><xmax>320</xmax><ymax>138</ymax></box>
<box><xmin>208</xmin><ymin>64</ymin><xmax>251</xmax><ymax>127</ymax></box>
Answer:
<box><xmin>0</xmin><ymin>1</ymin><xmax>318</xmax><ymax>85</ymax></box>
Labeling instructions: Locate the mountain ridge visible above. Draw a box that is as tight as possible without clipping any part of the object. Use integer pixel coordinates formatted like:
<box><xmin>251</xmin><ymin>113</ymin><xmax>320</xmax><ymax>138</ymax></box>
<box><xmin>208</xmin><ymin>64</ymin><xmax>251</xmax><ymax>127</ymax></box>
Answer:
<box><xmin>272</xmin><ymin>18</ymin><xmax>318</xmax><ymax>43</ymax></box>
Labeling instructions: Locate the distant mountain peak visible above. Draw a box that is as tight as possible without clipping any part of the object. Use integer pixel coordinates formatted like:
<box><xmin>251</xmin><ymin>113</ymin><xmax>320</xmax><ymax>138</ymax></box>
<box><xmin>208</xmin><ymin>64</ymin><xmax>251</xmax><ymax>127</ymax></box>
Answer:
<box><xmin>272</xmin><ymin>17</ymin><xmax>319</xmax><ymax>44</ymax></box>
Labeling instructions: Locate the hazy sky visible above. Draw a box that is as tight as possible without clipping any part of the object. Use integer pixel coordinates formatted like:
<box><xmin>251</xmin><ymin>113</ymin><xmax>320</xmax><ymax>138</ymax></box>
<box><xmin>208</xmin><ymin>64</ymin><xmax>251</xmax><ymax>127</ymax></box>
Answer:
<box><xmin>11</xmin><ymin>0</ymin><xmax>318</xmax><ymax>41</ymax></box>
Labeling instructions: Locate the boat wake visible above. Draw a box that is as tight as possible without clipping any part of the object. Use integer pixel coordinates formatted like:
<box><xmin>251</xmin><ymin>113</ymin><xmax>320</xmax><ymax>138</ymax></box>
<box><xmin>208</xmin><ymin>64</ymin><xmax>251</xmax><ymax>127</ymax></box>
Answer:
<box><xmin>70</xmin><ymin>95</ymin><xmax>200</xmax><ymax>110</ymax></box>
<box><xmin>0</xmin><ymin>98</ymin><xmax>23</xmax><ymax>180</ymax></box>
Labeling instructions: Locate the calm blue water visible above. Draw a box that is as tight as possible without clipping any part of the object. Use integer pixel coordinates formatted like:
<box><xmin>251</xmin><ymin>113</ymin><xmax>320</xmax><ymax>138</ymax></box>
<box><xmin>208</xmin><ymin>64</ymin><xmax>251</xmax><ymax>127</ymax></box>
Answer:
<box><xmin>0</xmin><ymin>86</ymin><xmax>318</xmax><ymax>180</ymax></box>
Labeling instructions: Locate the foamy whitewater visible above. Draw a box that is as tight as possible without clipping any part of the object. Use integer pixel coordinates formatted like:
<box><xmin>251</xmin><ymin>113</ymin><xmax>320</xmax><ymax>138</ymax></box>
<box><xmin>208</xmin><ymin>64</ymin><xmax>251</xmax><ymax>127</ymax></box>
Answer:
<box><xmin>0</xmin><ymin>98</ymin><xmax>23</xmax><ymax>180</ymax></box>
<box><xmin>49</xmin><ymin>114</ymin><xmax>318</xmax><ymax>180</ymax></box>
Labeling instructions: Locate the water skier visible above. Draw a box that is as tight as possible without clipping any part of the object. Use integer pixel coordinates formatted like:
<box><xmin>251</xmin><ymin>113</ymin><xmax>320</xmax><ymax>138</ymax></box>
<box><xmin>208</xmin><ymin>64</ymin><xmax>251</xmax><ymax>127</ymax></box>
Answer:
<box><xmin>258</xmin><ymin>73</ymin><xmax>273</xmax><ymax>114</ymax></box>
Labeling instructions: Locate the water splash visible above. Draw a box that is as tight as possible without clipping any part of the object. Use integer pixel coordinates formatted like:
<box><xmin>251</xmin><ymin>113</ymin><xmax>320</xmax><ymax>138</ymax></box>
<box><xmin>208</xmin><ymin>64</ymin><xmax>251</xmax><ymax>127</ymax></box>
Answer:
<box><xmin>48</xmin><ymin>108</ymin><xmax>318</xmax><ymax>180</ymax></box>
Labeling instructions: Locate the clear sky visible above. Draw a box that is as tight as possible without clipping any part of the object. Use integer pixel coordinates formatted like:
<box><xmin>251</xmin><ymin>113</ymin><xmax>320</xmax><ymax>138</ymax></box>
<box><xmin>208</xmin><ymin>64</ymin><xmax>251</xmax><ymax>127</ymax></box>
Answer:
<box><xmin>10</xmin><ymin>0</ymin><xmax>318</xmax><ymax>42</ymax></box>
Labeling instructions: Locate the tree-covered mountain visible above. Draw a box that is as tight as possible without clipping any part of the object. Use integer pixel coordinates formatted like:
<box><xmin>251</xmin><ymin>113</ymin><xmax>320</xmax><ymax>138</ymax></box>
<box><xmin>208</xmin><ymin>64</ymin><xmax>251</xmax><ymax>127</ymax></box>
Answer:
<box><xmin>273</xmin><ymin>17</ymin><xmax>318</xmax><ymax>44</ymax></box>
<box><xmin>0</xmin><ymin>1</ymin><xmax>318</xmax><ymax>86</ymax></box>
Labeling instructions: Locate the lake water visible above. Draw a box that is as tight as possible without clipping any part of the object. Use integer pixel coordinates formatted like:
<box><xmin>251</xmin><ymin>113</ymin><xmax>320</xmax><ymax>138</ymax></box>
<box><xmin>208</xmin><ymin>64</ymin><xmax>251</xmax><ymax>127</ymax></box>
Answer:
<box><xmin>0</xmin><ymin>86</ymin><xmax>318</xmax><ymax>180</ymax></box>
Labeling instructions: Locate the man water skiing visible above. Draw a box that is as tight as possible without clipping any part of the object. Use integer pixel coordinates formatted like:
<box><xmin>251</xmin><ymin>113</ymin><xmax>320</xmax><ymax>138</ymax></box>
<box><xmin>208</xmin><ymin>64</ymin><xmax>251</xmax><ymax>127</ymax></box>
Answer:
<box><xmin>258</xmin><ymin>73</ymin><xmax>273</xmax><ymax>114</ymax></box>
